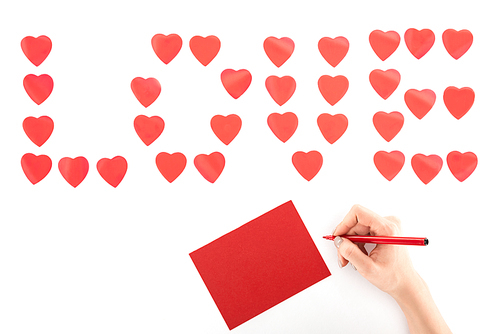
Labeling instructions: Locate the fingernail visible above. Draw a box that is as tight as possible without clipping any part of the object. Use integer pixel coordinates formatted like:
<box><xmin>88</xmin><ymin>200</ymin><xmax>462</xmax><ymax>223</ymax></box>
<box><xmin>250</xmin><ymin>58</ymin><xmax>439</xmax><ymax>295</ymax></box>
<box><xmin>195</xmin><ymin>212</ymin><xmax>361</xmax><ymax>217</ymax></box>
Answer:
<box><xmin>334</xmin><ymin>236</ymin><xmax>343</xmax><ymax>249</ymax></box>
<box><xmin>351</xmin><ymin>263</ymin><xmax>357</xmax><ymax>271</ymax></box>
<box><xmin>338</xmin><ymin>259</ymin><xmax>343</xmax><ymax>268</ymax></box>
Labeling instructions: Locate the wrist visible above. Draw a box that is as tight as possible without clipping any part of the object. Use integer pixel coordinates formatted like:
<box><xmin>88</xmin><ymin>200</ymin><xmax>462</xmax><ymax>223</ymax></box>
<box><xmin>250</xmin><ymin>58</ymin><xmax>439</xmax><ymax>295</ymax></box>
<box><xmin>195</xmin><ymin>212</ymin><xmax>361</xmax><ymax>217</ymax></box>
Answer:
<box><xmin>390</xmin><ymin>273</ymin><xmax>452</xmax><ymax>333</ymax></box>
<box><xmin>392</xmin><ymin>272</ymin><xmax>436</xmax><ymax>322</ymax></box>
<box><xmin>391</xmin><ymin>271</ymin><xmax>428</xmax><ymax>306</ymax></box>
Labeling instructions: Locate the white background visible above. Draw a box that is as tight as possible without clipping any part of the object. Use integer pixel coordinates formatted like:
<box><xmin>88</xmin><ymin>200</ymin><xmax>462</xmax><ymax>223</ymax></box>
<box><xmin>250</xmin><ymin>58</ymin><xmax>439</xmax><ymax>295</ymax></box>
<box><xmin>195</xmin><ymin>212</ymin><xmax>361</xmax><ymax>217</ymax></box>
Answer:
<box><xmin>1</xmin><ymin>0</ymin><xmax>498</xmax><ymax>333</ymax></box>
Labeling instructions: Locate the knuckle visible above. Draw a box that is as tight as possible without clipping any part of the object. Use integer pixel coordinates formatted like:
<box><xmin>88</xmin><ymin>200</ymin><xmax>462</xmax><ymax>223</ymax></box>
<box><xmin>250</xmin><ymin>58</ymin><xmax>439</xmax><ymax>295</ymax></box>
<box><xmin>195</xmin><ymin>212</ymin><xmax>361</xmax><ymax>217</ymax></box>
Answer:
<box><xmin>383</xmin><ymin>216</ymin><xmax>402</xmax><ymax>234</ymax></box>
<box><xmin>342</xmin><ymin>243</ymin><xmax>355</xmax><ymax>259</ymax></box>
<box><xmin>351</xmin><ymin>204</ymin><xmax>364</xmax><ymax>212</ymax></box>
<box><xmin>385</xmin><ymin>216</ymin><xmax>401</xmax><ymax>227</ymax></box>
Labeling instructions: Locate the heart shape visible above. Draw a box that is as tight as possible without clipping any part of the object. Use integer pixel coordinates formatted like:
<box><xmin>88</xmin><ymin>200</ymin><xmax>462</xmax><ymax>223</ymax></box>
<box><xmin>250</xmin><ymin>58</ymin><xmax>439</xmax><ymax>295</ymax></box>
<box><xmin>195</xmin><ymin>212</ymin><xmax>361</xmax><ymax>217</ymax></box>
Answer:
<box><xmin>21</xmin><ymin>35</ymin><xmax>52</xmax><ymax>66</ymax></box>
<box><xmin>318</xmin><ymin>75</ymin><xmax>349</xmax><ymax>106</ymax></box>
<box><xmin>194</xmin><ymin>152</ymin><xmax>225</xmax><ymax>183</ymax></box>
<box><xmin>156</xmin><ymin>152</ymin><xmax>187</xmax><ymax>183</ymax></box>
<box><xmin>211</xmin><ymin>114</ymin><xmax>242</xmax><ymax>145</ymax></box>
<box><xmin>373</xmin><ymin>151</ymin><xmax>405</xmax><ymax>181</ymax></box>
<box><xmin>267</xmin><ymin>112</ymin><xmax>298</xmax><ymax>143</ymax></box>
<box><xmin>292</xmin><ymin>151</ymin><xmax>323</xmax><ymax>181</ymax></box>
<box><xmin>317</xmin><ymin>113</ymin><xmax>348</xmax><ymax>144</ymax></box>
<box><xmin>318</xmin><ymin>36</ymin><xmax>349</xmax><ymax>67</ymax></box>
<box><xmin>151</xmin><ymin>33</ymin><xmax>182</xmax><ymax>65</ymax></box>
<box><xmin>22</xmin><ymin>116</ymin><xmax>54</xmax><ymax>147</ymax></box>
<box><xmin>221</xmin><ymin>69</ymin><xmax>252</xmax><ymax>99</ymax></box>
<box><xmin>131</xmin><ymin>77</ymin><xmax>161</xmax><ymax>108</ymax></box>
<box><xmin>372</xmin><ymin>112</ymin><xmax>404</xmax><ymax>142</ymax></box>
<box><xmin>134</xmin><ymin>115</ymin><xmax>164</xmax><ymax>146</ymax></box>
<box><xmin>404</xmin><ymin>89</ymin><xmax>436</xmax><ymax>119</ymax></box>
<box><xmin>189</xmin><ymin>35</ymin><xmax>221</xmax><ymax>66</ymax></box>
<box><xmin>446</xmin><ymin>151</ymin><xmax>477</xmax><ymax>182</ymax></box>
<box><xmin>411</xmin><ymin>154</ymin><xmax>442</xmax><ymax>184</ymax></box>
<box><xmin>23</xmin><ymin>74</ymin><xmax>53</xmax><ymax>105</ymax></box>
<box><xmin>265</xmin><ymin>76</ymin><xmax>296</xmax><ymax>106</ymax></box>
<box><xmin>58</xmin><ymin>156</ymin><xmax>89</xmax><ymax>188</ymax></box>
<box><xmin>404</xmin><ymin>28</ymin><xmax>435</xmax><ymax>59</ymax></box>
<box><xmin>369</xmin><ymin>69</ymin><xmax>400</xmax><ymax>99</ymax></box>
<box><xmin>21</xmin><ymin>153</ymin><xmax>52</xmax><ymax>185</ymax></box>
<box><xmin>369</xmin><ymin>30</ymin><xmax>400</xmax><ymax>61</ymax></box>
<box><xmin>263</xmin><ymin>37</ymin><xmax>294</xmax><ymax>67</ymax></box>
<box><xmin>442</xmin><ymin>29</ymin><xmax>473</xmax><ymax>60</ymax></box>
<box><xmin>443</xmin><ymin>86</ymin><xmax>475</xmax><ymax>120</ymax></box>
<box><xmin>97</xmin><ymin>156</ymin><xmax>128</xmax><ymax>187</ymax></box>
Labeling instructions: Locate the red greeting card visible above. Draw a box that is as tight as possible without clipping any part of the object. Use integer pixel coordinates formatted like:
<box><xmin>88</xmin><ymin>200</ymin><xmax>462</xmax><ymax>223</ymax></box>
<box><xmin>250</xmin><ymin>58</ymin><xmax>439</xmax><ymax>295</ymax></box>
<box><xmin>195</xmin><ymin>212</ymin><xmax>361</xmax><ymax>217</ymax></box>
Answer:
<box><xmin>189</xmin><ymin>201</ymin><xmax>331</xmax><ymax>330</ymax></box>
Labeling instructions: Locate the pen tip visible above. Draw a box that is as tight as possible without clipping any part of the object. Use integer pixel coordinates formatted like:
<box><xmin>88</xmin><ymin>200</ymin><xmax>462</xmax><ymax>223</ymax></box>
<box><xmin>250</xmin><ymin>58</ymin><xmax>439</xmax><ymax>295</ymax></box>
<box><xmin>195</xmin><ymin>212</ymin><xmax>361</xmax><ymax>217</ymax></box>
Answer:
<box><xmin>323</xmin><ymin>235</ymin><xmax>334</xmax><ymax>240</ymax></box>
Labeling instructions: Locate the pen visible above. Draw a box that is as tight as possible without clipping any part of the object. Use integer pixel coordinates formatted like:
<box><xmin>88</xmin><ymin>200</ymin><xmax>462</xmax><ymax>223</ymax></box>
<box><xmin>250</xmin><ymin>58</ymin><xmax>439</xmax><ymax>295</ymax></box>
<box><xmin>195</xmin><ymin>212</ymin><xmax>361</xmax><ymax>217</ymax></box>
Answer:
<box><xmin>323</xmin><ymin>235</ymin><xmax>428</xmax><ymax>246</ymax></box>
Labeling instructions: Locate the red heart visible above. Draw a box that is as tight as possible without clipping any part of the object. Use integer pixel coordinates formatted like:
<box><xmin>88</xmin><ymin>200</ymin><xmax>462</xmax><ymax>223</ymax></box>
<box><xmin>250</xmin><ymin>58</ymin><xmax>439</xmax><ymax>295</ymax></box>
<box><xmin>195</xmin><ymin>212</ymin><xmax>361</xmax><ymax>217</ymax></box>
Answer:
<box><xmin>134</xmin><ymin>115</ymin><xmax>164</xmax><ymax>146</ymax></box>
<box><xmin>373</xmin><ymin>151</ymin><xmax>405</xmax><ymax>181</ymax></box>
<box><xmin>189</xmin><ymin>35</ymin><xmax>221</xmax><ymax>66</ymax></box>
<box><xmin>58</xmin><ymin>156</ymin><xmax>89</xmax><ymax>188</ymax></box>
<box><xmin>194</xmin><ymin>152</ymin><xmax>225</xmax><ymax>183</ymax></box>
<box><xmin>22</xmin><ymin>116</ymin><xmax>54</xmax><ymax>147</ymax></box>
<box><xmin>292</xmin><ymin>151</ymin><xmax>323</xmax><ymax>181</ymax></box>
<box><xmin>156</xmin><ymin>152</ymin><xmax>187</xmax><ymax>183</ymax></box>
<box><xmin>23</xmin><ymin>74</ymin><xmax>53</xmax><ymax>105</ymax></box>
<box><xmin>267</xmin><ymin>112</ymin><xmax>298</xmax><ymax>143</ymax></box>
<box><xmin>131</xmin><ymin>77</ymin><xmax>161</xmax><ymax>108</ymax></box>
<box><xmin>443</xmin><ymin>86</ymin><xmax>474</xmax><ymax>120</ymax></box>
<box><xmin>411</xmin><ymin>154</ymin><xmax>442</xmax><ymax>184</ymax></box>
<box><xmin>263</xmin><ymin>37</ymin><xmax>294</xmax><ymax>67</ymax></box>
<box><xmin>21</xmin><ymin>153</ymin><xmax>52</xmax><ymax>185</ymax></box>
<box><xmin>318</xmin><ymin>36</ymin><xmax>349</xmax><ymax>67</ymax></box>
<box><xmin>372</xmin><ymin>112</ymin><xmax>404</xmax><ymax>142</ymax></box>
<box><xmin>211</xmin><ymin>114</ymin><xmax>242</xmax><ymax>145</ymax></box>
<box><xmin>21</xmin><ymin>36</ymin><xmax>52</xmax><ymax>66</ymax></box>
<box><xmin>97</xmin><ymin>156</ymin><xmax>127</xmax><ymax>187</ymax></box>
<box><xmin>404</xmin><ymin>89</ymin><xmax>436</xmax><ymax>119</ymax></box>
<box><xmin>265</xmin><ymin>76</ymin><xmax>296</xmax><ymax>106</ymax></box>
<box><xmin>318</xmin><ymin>75</ymin><xmax>349</xmax><ymax>106</ymax></box>
<box><xmin>442</xmin><ymin>29</ymin><xmax>473</xmax><ymax>60</ymax></box>
<box><xmin>447</xmin><ymin>151</ymin><xmax>477</xmax><ymax>182</ymax></box>
<box><xmin>151</xmin><ymin>33</ymin><xmax>182</xmax><ymax>65</ymax></box>
<box><xmin>369</xmin><ymin>30</ymin><xmax>400</xmax><ymax>61</ymax></box>
<box><xmin>221</xmin><ymin>69</ymin><xmax>252</xmax><ymax>99</ymax></box>
<box><xmin>317</xmin><ymin>113</ymin><xmax>348</xmax><ymax>144</ymax></box>
<box><xmin>369</xmin><ymin>69</ymin><xmax>400</xmax><ymax>100</ymax></box>
<box><xmin>404</xmin><ymin>28</ymin><xmax>435</xmax><ymax>59</ymax></box>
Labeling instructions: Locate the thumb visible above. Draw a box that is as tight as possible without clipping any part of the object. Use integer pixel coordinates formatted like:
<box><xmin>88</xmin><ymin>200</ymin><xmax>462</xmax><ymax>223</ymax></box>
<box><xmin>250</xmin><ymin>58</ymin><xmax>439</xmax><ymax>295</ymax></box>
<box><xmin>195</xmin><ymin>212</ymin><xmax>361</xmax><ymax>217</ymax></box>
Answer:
<box><xmin>335</xmin><ymin>237</ymin><xmax>372</xmax><ymax>272</ymax></box>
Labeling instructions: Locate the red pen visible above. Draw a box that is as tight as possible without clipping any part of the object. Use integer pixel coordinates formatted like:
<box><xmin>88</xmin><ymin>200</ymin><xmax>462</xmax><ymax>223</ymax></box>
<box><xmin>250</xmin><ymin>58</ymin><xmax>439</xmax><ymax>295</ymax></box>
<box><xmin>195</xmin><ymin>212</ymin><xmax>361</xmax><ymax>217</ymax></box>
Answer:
<box><xmin>323</xmin><ymin>235</ymin><xmax>428</xmax><ymax>246</ymax></box>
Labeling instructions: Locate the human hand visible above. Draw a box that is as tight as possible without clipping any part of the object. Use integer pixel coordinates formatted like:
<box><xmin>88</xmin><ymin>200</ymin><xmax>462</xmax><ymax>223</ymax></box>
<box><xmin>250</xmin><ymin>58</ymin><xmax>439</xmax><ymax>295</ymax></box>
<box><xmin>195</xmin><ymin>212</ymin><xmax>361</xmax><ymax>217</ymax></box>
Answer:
<box><xmin>332</xmin><ymin>205</ymin><xmax>452</xmax><ymax>333</ymax></box>
<box><xmin>332</xmin><ymin>204</ymin><xmax>422</xmax><ymax>299</ymax></box>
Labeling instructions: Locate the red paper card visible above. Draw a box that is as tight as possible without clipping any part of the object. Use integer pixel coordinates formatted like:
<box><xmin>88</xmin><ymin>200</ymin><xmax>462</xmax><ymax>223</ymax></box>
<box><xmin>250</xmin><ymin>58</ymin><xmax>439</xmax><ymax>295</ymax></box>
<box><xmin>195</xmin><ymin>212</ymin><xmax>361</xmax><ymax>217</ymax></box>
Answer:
<box><xmin>189</xmin><ymin>201</ymin><xmax>330</xmax><ymax>330</ymax></box>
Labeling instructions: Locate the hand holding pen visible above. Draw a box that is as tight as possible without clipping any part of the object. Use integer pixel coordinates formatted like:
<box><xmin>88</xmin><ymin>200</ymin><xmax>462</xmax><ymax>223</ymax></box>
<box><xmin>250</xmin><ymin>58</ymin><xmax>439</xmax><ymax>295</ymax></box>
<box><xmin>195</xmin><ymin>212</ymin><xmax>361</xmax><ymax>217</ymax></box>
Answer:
<box><xmin>329</xmin><ymin>205</ymin><xmax>451</xmax><ymax>334</ymax></box>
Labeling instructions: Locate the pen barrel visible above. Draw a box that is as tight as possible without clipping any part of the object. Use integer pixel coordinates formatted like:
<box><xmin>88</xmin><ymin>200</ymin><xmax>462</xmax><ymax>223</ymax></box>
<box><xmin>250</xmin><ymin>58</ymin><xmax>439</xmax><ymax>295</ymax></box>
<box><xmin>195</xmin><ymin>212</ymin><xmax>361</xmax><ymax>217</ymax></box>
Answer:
<box><xmin>341</xmin><ymin>235</ymin><xmax>428</xmax><ymax>246</ymax></box>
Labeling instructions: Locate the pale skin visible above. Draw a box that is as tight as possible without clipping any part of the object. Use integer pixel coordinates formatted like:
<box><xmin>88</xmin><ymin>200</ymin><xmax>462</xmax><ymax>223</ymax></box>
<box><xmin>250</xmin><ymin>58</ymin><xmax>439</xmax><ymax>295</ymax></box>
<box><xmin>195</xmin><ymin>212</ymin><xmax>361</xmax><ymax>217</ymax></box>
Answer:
<box><xmin>333</xmin><ymin>204</ymin><xmax>452</xmax><ymax>334</ymax></box>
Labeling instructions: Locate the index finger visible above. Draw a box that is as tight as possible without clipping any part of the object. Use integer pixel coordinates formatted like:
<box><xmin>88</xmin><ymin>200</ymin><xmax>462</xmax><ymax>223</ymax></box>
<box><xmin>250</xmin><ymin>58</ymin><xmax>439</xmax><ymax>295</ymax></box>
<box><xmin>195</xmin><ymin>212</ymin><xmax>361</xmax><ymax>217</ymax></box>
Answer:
<box><xmin>333</xmin><ymin>204</ymin><xmax>394</xmax><ymax>236</ymax></box>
